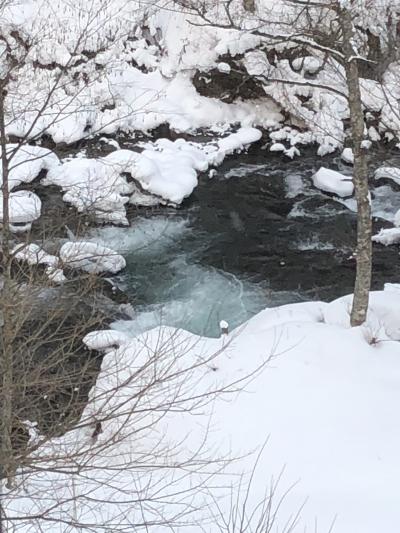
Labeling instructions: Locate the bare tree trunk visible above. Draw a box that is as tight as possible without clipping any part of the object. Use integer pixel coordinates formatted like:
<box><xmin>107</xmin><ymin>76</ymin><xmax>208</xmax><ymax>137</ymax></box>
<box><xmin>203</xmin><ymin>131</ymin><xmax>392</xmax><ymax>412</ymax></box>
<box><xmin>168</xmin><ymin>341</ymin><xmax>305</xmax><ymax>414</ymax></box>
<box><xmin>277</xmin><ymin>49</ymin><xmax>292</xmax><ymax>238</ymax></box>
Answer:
<box><xmin>340</xmin><ymin>7</ymin><xmax>372</xmax><ymax>327</ymax></box>
<box><xmin>0</xmin><ymin>87</ymin><xmax>15</xmax><ymax>488</ymax></box>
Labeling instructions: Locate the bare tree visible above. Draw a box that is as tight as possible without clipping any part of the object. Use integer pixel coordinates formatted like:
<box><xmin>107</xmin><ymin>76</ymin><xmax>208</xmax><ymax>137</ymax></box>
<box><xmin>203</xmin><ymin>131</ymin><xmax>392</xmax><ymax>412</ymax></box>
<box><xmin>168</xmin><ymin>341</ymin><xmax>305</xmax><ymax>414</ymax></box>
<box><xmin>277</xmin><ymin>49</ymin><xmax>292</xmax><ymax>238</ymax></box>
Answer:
<box><xmin>0</xmin><ymin>0</ymin><xmax>257</xmax><ymax>529</ymax></box>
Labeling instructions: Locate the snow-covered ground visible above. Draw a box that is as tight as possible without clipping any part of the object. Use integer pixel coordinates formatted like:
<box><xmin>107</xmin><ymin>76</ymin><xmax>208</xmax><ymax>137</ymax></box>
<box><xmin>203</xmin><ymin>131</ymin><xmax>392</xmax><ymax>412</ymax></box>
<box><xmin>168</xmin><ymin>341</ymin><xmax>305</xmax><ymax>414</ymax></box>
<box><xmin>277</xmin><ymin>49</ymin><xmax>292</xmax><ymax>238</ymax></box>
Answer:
<box><xmin>6</xmin><ymin>288</ymin><xmax>400</xmax><ymax>532</ymax></box>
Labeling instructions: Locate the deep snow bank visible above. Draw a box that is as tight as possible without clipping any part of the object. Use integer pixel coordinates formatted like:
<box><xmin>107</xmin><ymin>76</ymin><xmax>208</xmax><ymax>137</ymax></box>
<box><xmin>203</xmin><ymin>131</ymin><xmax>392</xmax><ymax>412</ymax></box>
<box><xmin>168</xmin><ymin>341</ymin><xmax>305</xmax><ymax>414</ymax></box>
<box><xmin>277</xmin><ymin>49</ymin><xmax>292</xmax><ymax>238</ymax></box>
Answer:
<box><xmin>8</xmin><ymin>289</ymin><xmax>400</xmax><ymax>532</ymax></box>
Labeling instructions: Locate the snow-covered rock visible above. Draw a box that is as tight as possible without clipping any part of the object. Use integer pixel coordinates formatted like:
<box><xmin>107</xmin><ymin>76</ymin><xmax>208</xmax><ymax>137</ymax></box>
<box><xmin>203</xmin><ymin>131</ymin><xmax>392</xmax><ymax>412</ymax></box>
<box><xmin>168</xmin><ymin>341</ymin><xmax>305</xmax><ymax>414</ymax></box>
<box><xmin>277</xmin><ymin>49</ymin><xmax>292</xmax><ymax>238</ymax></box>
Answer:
<box><xmin>292</xmin><ymin>56</ymin><xmax>322</xmax><ymax>74</ymax></box>
<box><xmin>83</xmin><ymin>330</ymin><xmax>132</xmax><ymax>352</ymax></box>
<box><xmin>0</xmin><ymin>190</ymin><xmax>41</xmax><ymax>231</ymax></box>
<box><xmin>372</xmin><ymin>227</ymin><xmax>400</xmax><ymax>246</ymax></box>
<box><xmin>375</xmin><ymin>167</ymin><xmax>400</xmax><ymax>186</ymax></box>
<box><xmin>217</xmin><ymin>62</ymin><xmax>231</xmax><ymax>73</ymax></box>
<box><xmin>217</xmin><ymin>127</ymin><xmax>262</xmax><ymax>155</ymax></box>
<box><xmin>12</xmin><ymin>243</ymin><xmax>58</xmax><ymax>267</ymax></box>
<box><xmin>60</xmin><ymin>241</ymin><xmax>126</xmax><ymax>274</ymax></box>
<box><xmin>312</xmin><ymin>167</ymin><xmax>354</xmax><ymax>197</ymax></box>
<box><xmin>2</xmin><ymin>145</ymin><xmax>59</xmax><ymax>190</ymax></box>
<box><xmin>341</xmin><ymin>147</ymin><xmax>354</xmax><ymax>164</ymax></box>
<box><xmin>12</xmin><ymin>243</ymin><xmax>66</xmax><ymax>283</ymax></box>
<box><xmin>43</xmin><ymin>157</ymin><xmax>133</xmax><ymax>225</ymax></box>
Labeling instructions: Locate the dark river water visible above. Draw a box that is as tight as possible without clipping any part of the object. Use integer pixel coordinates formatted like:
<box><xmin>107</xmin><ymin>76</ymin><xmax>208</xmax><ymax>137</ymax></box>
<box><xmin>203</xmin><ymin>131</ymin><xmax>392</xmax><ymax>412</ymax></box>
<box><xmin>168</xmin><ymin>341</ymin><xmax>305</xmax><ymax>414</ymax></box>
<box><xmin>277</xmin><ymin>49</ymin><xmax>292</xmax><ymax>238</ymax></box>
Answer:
<box><xmin>89</xmin><ymin>145</ymin><xmax>400</xmax><ymax>338</ymax></box>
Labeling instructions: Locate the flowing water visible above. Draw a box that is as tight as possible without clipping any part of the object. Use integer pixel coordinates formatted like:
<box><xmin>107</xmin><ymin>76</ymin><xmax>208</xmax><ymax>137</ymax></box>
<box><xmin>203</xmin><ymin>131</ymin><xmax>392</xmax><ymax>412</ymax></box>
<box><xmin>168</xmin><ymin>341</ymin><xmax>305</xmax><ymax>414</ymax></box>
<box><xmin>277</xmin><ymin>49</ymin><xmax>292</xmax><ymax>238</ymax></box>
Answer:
<box><xmin>90</xmin><ymin>146</ymin><xmax>400</xmax><ymax>338</ymax></box>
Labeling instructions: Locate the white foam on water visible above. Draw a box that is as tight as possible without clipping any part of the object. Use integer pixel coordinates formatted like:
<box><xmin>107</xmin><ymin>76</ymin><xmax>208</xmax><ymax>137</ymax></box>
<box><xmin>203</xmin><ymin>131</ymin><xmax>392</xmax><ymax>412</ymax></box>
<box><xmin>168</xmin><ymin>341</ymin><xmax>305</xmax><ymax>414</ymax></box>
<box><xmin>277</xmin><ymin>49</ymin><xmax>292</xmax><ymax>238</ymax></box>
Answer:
<box><xmin>334</xmin><ymin>184</ymin><xmax>400</xmax><ymax>223</ymax></box>
<box><xmin>89</xmin><ymin>217</ymin><xmax>304</xmax><ymax>337</ymax></box>
<box><xmin>295</xmin><ymin>236</ymin><xmax>335</xmax><ymax>251</ymax></box>
<box><xmin>224</xmin><ymin>163</ymin><xmax>269</xmax><ymax>179</ymax></box>
<box><xmin>89</xmin><ymin>217</ymin><xmax>189</xmax><ymax>255</ymax></box>
<box><xmin>285</xmin><ymin>173</ymin><xmax>306</xmax><ymax>198</ymax></box>
<box><xmin>112</xmin><ymin>257</ymin><xmax>270</xmax><ymax>338</ymax></box>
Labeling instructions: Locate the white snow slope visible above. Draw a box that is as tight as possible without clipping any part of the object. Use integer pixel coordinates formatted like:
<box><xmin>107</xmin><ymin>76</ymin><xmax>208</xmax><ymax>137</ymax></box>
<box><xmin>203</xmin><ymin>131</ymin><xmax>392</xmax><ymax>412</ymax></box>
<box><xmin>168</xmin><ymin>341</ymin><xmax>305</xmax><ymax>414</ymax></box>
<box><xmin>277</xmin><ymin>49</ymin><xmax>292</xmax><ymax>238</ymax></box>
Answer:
<box><xmin>6</xmin><ymin>289</ymin><xmax>400</xmax><ymax>533</ymax></box>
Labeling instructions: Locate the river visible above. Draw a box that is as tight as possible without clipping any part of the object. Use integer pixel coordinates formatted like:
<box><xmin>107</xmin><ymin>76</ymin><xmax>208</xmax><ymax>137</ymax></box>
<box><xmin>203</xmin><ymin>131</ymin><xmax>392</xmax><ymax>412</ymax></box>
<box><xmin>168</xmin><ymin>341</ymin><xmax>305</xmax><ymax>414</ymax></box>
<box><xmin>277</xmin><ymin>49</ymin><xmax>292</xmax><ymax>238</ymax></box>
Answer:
<box><xmin>87</xmin><ymin>144</ymin><xmax>400</xmax><ymax>338</ymax></box>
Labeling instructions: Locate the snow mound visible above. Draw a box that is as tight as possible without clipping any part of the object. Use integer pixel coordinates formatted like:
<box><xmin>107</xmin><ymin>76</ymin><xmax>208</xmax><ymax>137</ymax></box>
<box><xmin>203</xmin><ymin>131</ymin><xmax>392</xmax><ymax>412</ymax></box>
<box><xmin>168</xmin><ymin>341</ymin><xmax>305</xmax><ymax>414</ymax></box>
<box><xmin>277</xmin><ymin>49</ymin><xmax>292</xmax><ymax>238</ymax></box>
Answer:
<box><xmin>43</xmin><ymin>157</ymin><xmax>133</xmax><ymax>225</ymax></box>
<box><xmin>12</xmin><ymin>243</ymin><xmax>66</xmax><ymax>283</ymax></box>
<box><xmin>128</xmin><ymin>139</ymin><xmax>208</xmax><ymax>204</ymax></box>
<box><xmin>12</xmin><ymin>243</ymin><xmax>58</xmax><ymax>267</ymax></box>
<box><xmin>312</xmin><ymin>167</ymin><xmax>354</xmax><ymax>197</ymax></box>
<box><xmin>385</xmin><ymin>283</ymin><xmax>400</xmax><ymax>292</ymax></box>
<box><xmin>292</xmin><ymin>56</ymin><xmax>322</xmax><ymax>74</ymax></box>
<box><xmin>60</xmin><ymin>241</ymin><xmax>126</xmax><ymax>274</ymax></box>
<box><xmin>323</xmin><ymin>291</ymin><xmax>400</xmax><ymax>341</ymax></box>
<box><xmin>217</xmin><ymin>127</ymin><xmax>262</xmax><ymax>154</ymax></box>
<box><xmin>0</xmin><ymin>190</ymin><xmax>41</xmax><ymax>232</ymax></box>
<box><xmin>2</xmin><ymin>145</ymin><xmax>59</xmax><ymax>190</ymax></box>
<box><xmin>207</xmin><ymin>127</ymin><xmax>262</xmax><ymax>166</ymax></box>
<box><xmin>45</xmin><ymin>131</ymin><xmax>263</xmax><ymax>219</ymax></box>
<box><xmin>375</xmin><ymin>167</ymin><xmax>400</xmax><ymax>186</ymax></box>
<box><xmin>83</xmin><ymin>330</ymin><xmax>132</xmax><ymax>352</ymax></box>
<box><xmin>341</xmin><ymin>147</ymin><xmax>354</xmax><ymax>164</ymax></box>
<box><xmin>372</xmin><ymin>227</ymin><xmax>400</xmax><ymax>246</ymax></box>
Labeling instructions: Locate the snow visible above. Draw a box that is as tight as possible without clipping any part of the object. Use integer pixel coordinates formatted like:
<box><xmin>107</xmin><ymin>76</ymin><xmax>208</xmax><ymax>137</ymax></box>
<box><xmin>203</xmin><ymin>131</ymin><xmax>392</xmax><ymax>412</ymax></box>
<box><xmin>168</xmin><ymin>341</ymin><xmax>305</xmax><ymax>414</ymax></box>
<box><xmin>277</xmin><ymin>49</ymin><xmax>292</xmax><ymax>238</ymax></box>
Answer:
<box><xmin>9</xmin><ymin>291</ymin><xmax>400</xmax><ymax>533</ymax></box>
<box><xmin>2</xmin><ymin>145</ymin><xmax>59</xmax><ymax>190</ymax></box>
<box><xmin>292</xmin><ymin>56</ymin><xmax>322</xmax><ymax>74</ymax></box>
<box><xmin>43</xmin><ymin>156</ymin><xmax>133</xmax><ymax>225</ymax></box>
<box><xmin>395</xmin><ymin>208</ymin><xmax>400</xmax><ymax>227</ymax></box>
<box><xmin>216</xmin><ymin>127</ymin><xmax>262</xmax><ymax>154</ymax></box>
<box><xmin>12</xmin><ymin>243</ymin><xmax>67</xmax><ymax>283</ymax></box>
<box><xmin>341</xmin><ymin>147</ymin><xmax>354</xmax><ymax>164</ymax></box>
<box><xmin>205</xmin><ymin>127</ymin><xmax>263</xmax><ymax>166</ymax></box>
<box><xmin>312</xmin><ymin>167</ymin><xmax>354</xmax><ymax>197</ymax></box>
<box><xmin>0</xmin><ymin>144</ymin><xmax>60</xmax><ymax>231</ymax></box>
<box><xmin>270</xmin><ymin>142</ymin><xmax>286</xmax><ymax>152</ymax></box>
<box><xmin>375</xmin><ymin>166</ymin><xmax>400</xmax><ymax>186</ymax></box>
<box><xmin>0</xmin><ymin>190</ymin><xmax>41</xmax><ymax>231</ymax></box>
<box><xmin>4</xmin><ymin>1</ymin><xmax>400</xmax><ymax>530</ymax></box>
<box><xmin>83</xmin><ymin>330</ymin><xmax>132</xmax><ymax>352</ymax></box>
<box><xmin>44</xmin><ymin>130</ymin><xmax>263</xmax><ymax>218</ymax></box>
<box><xmin>323</xmin><ymin>291</ymin><xmax>400</xmax><ymax>341</ymax></box>
<box><xmin>12</xmin><ymin>243</ymin><xmax>58</xmax><ymax>267</ymax></box>
<box><xmin>385</xmin><ymin>283</ymin><xmax>400</xmax><ymax>292</ymax></box>
<box><xmin>60</xmin><ymin>241</ymin><xmax>126</xmax><ymax>274</ymax></box>
<box><xmin>217</xmin><ymin>62</ymin><xmax>231</xmax><ymax>73</ymax></box>
<box><xmin>1</xmin><ymin>0</ymin><xmax>400</xmax><ymax>154</ymax></box>
<box><xmin>372</xmin><ymin>227</ymin><xmax>400</xmax><ymax>246</ymax></box>
<box><xmin>12</xmin><ymin>240</ymin><xmax>126</xmax><ymax>280</ymax></box>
